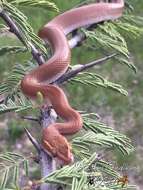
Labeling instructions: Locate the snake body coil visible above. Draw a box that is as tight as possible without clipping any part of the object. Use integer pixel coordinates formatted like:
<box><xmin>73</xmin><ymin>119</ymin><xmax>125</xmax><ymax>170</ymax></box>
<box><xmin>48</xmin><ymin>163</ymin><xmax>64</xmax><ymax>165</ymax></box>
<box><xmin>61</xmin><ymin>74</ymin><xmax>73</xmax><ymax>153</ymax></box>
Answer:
<box><xmin>21</xmin><ymin>0</ymin><xmax>124</xmax><ymax>164</ymax></box>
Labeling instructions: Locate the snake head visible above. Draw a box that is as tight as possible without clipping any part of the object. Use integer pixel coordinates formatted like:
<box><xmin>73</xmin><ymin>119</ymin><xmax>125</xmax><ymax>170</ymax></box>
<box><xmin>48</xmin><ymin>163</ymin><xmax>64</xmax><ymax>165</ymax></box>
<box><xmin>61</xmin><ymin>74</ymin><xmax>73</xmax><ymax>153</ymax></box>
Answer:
<box><xmin>42</xmin><ymin>128</ymin><xmax>73</xmax><ymax>165</ymax></box>
<box><xmin>54</xmin><ymin>135</ymin><xmax>74</xmax><ymax>165</ymax></box>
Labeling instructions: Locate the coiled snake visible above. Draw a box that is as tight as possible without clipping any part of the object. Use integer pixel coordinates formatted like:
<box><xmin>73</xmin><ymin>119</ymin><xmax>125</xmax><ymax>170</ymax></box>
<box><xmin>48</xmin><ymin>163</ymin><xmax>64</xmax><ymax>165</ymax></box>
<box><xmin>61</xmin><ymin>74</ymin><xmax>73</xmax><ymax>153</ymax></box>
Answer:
<box><xmin>21</xmin><ymin>0</ymin><xmax>124</xmax><ymax>164</ymax></box>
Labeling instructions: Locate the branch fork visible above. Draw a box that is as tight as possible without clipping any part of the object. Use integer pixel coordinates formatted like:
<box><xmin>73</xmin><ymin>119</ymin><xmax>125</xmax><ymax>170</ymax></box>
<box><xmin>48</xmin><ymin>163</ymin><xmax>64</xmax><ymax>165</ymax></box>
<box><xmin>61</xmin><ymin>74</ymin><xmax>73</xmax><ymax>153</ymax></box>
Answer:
<box><xmin>0</xmin><ymin>4</ymin><xmax>116</xmax><ymax>190</ymax></box>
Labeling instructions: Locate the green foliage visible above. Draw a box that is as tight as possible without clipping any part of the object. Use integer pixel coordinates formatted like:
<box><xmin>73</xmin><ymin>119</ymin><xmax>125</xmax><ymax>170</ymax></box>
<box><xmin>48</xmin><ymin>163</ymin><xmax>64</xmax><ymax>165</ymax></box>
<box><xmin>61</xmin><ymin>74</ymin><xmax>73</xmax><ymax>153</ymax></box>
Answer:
<box><xmin>9</xmin><ymin>0</ymin><xmax>59</xmax><ymax>12</ymax></box>
<box><xmin>70</xmin><ymin>72</ymin><xmax>128</xmax><ymax>96</ymax></box>
<box><xmin>0</xmin><ymin>46</ymin><xmax>26</xmax><ymax>56</ymax></box>
<box><xmin>0</xmin><ymin>64</ymin><xmax>25</xmax><ymax>97</ymax></box>
<box><xmin>82</xmin><ymin>14</ymin><xmax>142</xmax><ymax>73</ymax></box>
<box><xmin>82</xmin><ymin>24</ymin><xmax>129</xmax><ymax>57</ymax></box>
<box><xmin>0</xmin><ymin>0</ymin><xmax>49</xmax><ymax>57</ymax></box>
<box><xmin>42</xmin><ymin>153</ymin><xmax>136</xmax><ymax>189</ymax></box>
<box><xmin>0</xmin><ymin>61</ymin><xmax>129</xmax><ymax>114</ymax></box>
<box><xmin>118</xmin><ymin>15</ymin><xmax>143</xmax><ymax>38</ymax></box>
<box><xmin>0</xmin><ymin>95</ymin><xmax>32</xmax><ymax>113</ymax></box>
<box><xmin>8</xmin><ymin>119</ymin><xmax>24</xmax><ymax>142</ymax></box>
<box><xmin>0</xmin><ymin>0</ymin><xmax>142</xmax><ymax>189</ymax></box>
<box><xmin>0</xmin><ymin>152</ymin><xmax>29</xmax><ymax>188</ymax></box>
<box><xmin>0</xmin><ymin>62</ymin><xmax>34</xmax><ymax>113</ymax></box>
<box><xmin>80</xmin><ymin>5</ymin><xmax>143</xmax><ymax>75</ymax></box>
<box><xmin>72</xmin><ymin>113</ymin><xmax>134</xmax><ymax>160</ymax></box>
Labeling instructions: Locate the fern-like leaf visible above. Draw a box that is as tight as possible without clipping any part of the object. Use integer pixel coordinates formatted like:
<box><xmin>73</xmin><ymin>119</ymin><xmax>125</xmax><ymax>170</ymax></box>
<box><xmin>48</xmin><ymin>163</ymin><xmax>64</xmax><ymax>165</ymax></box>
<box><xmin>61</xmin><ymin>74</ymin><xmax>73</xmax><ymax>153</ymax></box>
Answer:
<box><xmin>0</xmin><ymin>152</ymin><xmax>30</xmax><ymax>187</ymax></box>
<box><xmin>1</xmin><ymin>1</ymin><xmax>48</xmax><ymax>57</ymax></box>
<box><xmin>10</xmin><ymin>0</ymin><xmax>59</xmax><ymax>12</ymax></box>
<box><xmin>0</xmin><ymin>46</ymin><xmax>26</xmax><ymax>56</ymax></box>
<box><xmin>72</xmin><ymin>113</ymin><xmax>134</xmax><ymax>159</ymax></box>
<box><xmin>0</xmin><ymin>95</ymin><xmax>32</xmax><ymax>114</ymax></box>
<box><xmin>42</xmin><ymin>153</ymin><xmax>134</xmax><ymax>189</ymax></box>
<box><xmin>70</xmin><ymin>72</ymin><xmax>128</xmax><ymax>96</ymax></box>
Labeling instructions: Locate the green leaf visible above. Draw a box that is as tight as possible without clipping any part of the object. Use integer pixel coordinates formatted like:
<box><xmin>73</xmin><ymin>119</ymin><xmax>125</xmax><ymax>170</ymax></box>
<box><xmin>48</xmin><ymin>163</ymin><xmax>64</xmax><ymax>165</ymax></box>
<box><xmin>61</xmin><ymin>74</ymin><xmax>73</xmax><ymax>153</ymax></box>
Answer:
<box><xmin>23</xmin><ymin>160</ymin><xmax>29</xmax><ymax>176</ymax></box>
<box><xmin>13</xmin><ymin>165</ymin><xmax>19</xmax><ymax>185</ymax></box>
<box><xmin>70</xmin><ymin>72</ymin><xmax>128</xmax><ymax>96</ymax></box>
<box><xmin>0</xmin><ymin>97</ymin><xmax>32</xmax><ymax>114</ymax></box>
<box><xmin>0</xmin><ymin>46</ymin><xmax>26</xmax><ymax>56</ymax></box>
<box><xmin>0</xmin><ymin>152</ymin><xmax>30</xmax><ymax>187</ymax></box>
<box><xmin>10</xmin><ymin>0</ymin><xmax>59</xmax><ymax>12</ymax></box>
<box><xmin>0</xmin><ymin>154</ymin><xmax>16</xmax><ymax>163</ymax></box>
<box><xmin>0</xmin><ymin>168</ymin><xmax>9</xmax><ymax>189</ymax></box>
<box><xmin>71</xmin><ymin>177</ymin><xmax>78</xmax><ymax>190</ymax></box>
<box><xmin>2</xmin><ymin>1</ymin><xmax>48</xmax><ymax>57</ymax></box>
<box><xmin>115</xmin><ymin>56</ymin><xmax>137</xmax><ymax>73</ymax></box>
<box><xmin>82</xmin><ymin>23</ymin><xmax>129</xmax><ymax>58</ymax></box>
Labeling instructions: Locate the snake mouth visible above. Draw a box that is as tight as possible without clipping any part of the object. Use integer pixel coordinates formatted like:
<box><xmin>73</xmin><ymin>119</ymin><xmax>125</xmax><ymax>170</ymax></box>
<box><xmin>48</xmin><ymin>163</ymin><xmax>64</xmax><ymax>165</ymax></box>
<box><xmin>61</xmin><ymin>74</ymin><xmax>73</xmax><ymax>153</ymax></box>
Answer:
<box><xmin>57</xmin><ymin>152</ymin><xmax>74</xmax><ymax>165</ymax></box>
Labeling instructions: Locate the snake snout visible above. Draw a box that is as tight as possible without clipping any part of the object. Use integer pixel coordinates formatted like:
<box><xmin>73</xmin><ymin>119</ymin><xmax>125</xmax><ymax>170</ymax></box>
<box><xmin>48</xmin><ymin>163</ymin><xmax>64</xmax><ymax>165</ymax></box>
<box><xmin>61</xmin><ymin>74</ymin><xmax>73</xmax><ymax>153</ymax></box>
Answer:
<box><xmin>56</xmin><ymin>137</ymin><xmax>74</xmax><ymax>165</ymax></box>
<box><xmin>57</xmin><ymin>150</ymin><xmax>74</xmax><ymax>165</ymax></box>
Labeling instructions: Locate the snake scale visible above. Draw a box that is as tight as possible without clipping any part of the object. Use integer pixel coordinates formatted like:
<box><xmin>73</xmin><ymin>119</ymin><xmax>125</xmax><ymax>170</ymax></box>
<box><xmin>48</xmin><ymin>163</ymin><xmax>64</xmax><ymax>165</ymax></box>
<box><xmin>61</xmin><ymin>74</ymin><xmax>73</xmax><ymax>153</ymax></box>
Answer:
<box><xmin>21</xmin><ymin>0</ymin><xmax>124</xmax><ymax>164</ymax></box>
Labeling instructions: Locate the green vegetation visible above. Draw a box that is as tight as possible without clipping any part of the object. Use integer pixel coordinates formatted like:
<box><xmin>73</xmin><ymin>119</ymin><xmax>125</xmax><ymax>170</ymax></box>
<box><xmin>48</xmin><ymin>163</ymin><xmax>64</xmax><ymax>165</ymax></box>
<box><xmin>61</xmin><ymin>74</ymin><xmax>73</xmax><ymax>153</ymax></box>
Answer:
<box><xmin>0</xmin><ymin>0</ymin><xmax>143</xmax><ymax>189</ymax></box>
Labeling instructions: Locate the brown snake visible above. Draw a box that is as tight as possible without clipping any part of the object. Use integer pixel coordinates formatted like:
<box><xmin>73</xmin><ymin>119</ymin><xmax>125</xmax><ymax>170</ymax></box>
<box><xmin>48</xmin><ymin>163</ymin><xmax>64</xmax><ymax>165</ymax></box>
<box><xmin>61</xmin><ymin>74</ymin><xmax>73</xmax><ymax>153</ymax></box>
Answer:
<box><xmin>21</xmin><ymin>0</ymin><xmax>124</xmax><ymax>164</ymax></box>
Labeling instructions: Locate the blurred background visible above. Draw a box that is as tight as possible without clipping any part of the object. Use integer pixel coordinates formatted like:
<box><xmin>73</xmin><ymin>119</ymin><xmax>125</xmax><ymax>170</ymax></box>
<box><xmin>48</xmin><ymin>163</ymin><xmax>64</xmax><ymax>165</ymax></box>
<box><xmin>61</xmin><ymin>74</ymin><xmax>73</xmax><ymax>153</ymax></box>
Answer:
<box><xmin>0</xmin><ymin>0</ymin><xmax>142</xmax><ymax>189</ymax></box>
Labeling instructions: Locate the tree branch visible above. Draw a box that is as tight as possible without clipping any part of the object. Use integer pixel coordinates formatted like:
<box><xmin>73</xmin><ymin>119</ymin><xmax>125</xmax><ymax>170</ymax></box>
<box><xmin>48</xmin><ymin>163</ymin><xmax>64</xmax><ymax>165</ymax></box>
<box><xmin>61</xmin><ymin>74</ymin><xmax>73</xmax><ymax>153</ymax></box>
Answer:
<box><xmin>0</xmin><ymin>4</ymin><xmax>115</xmax><ymax>190</ymax></box>
<box><xmin>0</xmin><ymin>9</ymin><xmax>45</xmax><ymax>65</ymax></box>
<box><xmin>23</xmin><ymin>107</ymin><xmax>59</xmax><ymax>190</ymax></box>
<box><xmin>24</xmin><ymin>127</ymin><xmax>41</xmax><ymax>154</ymax></box>
<box><xmin>55</xmin><ymin>53</ymin><xmax>116</xmax><ymax>84</ymax></box>
<box><xmin>0</xmin><ymin>7</ymin><xmax>100</xmax><ymax>66</ymax></box>
<box><xmin>39</xmin><ymin>106</ymin><xmax>59</xmax><ymax>190</ymax></box>
<box><xmin>21</xmin><ymin>116</ymin><xmax>40</xmax><ymax>123</ymax></box>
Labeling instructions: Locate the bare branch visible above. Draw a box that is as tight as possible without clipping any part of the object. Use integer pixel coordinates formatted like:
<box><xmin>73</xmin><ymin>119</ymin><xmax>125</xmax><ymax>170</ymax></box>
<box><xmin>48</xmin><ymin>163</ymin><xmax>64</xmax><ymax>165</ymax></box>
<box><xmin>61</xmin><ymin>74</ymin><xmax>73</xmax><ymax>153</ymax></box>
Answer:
<box><xmin>21</xmin><ymin>116</ymin><xmax>40</xmax><ymax>123</ymax></box>
<box><xmin>39</xmin><ymin>106</ymin><xmax>59</xmax><ymax>190</ymax></box>
<box><xmin>24</xmin><ymin>124</ymin><xmax>59</xmax><ymax>190</ymax></box>
<box><xmin>40</xmin><ymin>106</ymin><xmax>57</xmax><ymax>127</ymax></box>
<box><xmin>24</xmin><ymin>127</ymin><xmax>41</xmax><ymax>154</ymax></box>
<box><xmin>55</xmin><ymin>53</ymin><xmax>116</xmax><ymax>84</ymax></box>
<box><xmin>68</xmin><ymin>32</ymin><xmax>86</xmax><ymax>48</ymax></box>
<box><xmin>0</xmin><ymin>9</ymin><xmax>45</xmax><ymax>65</ymax></box>
<box><xmin>40</xmin><ymin>151</ymin><xmax>57</xmax><ymax>190</ymax></box>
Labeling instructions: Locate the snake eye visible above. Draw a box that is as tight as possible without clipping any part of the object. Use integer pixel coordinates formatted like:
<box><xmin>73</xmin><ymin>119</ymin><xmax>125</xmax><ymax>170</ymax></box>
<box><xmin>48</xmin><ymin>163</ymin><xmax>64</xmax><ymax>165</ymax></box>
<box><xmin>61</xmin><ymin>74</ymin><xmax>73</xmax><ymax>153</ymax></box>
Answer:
<box><xmin>57</xmin><ymin>151</ymin><xmax>74</xmax><ymax>165</ymax></box>
<box><xmin>55</xmin><ymin>136</ymin><xmax>74</xmax><ymax>164</ymax></box>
